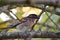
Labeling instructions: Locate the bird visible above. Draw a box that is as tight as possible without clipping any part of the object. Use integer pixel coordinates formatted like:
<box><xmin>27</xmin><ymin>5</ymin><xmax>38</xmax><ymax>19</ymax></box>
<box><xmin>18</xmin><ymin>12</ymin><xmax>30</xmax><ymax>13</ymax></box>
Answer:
<box><xmin>16</xmin><ymin>14</ymin><xmax>39</xmax><ymax>32</ymax></box>
<box><xmin>0</xmin><ymin>14</ymin><xmax>39</xmax><ymax>40</ymax></box>
<box><xmin>0</xmin><ymin>14</ymin><xmax>39</xmax><ymax>33</ymax></box>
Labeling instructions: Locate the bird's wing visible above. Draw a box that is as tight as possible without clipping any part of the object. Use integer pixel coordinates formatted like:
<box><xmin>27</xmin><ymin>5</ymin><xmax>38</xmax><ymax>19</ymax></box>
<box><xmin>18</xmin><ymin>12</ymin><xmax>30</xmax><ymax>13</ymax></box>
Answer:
<box><xmin>0</xmin><ymin>18</ymin><xmax>27</xmax><ymax>30</ymax></box>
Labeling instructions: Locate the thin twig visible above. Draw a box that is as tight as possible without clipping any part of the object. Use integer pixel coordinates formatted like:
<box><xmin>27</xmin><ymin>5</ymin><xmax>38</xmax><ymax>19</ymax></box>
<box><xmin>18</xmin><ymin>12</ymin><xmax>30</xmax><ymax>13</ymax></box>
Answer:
<box><xmin>44</xmin><ymin>13</ymin><xmax>52</xmax><ymax>24</ymax></box>
<box><xmin>10</xmin><ymin>11</ymin><xmax>20</xmax><ymax>20</ymax></box>
<box><xmin>38</xmin><ymin>23</ymin><xmax>55</xmax><ymax>28</ymax></box>
<box><xmin>45</xmin><ymin>11</ymin><xmax>59</xmax><ymax>29</ymax></box>
<box><xmin>31</xmin><ymin>10</ymin><xmax>44</xmax><ymax>31</ymax></box>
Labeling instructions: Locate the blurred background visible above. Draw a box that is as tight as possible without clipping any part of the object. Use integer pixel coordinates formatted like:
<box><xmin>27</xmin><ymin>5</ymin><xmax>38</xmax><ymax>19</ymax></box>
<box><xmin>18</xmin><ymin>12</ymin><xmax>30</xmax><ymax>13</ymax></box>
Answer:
<box><xmin>0</xmin><ymin>6</ymin><xmax>60</xmax><ymax>40</ymax></box>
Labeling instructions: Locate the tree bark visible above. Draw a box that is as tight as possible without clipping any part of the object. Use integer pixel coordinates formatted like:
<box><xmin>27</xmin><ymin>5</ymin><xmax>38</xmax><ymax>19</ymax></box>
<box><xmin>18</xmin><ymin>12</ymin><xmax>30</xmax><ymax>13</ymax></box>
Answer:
<box><xmin>0</xmin><ymin>31</ymin><xmax>60</xmax><ymax>39</ymax></box>
<box><xmin>0</xmin><ymin>0</ymin><xmax>60</xmax><ymax>7</ymax></box>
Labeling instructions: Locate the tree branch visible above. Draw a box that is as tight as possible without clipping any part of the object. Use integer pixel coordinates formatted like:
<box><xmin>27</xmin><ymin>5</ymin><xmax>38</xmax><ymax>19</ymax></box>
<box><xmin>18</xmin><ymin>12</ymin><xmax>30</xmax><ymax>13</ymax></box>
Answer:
<box><xmin>0</xmin><ymin>0</ymin><xmax>60</xmax><ymax>7</ymax></box>
<box><xmin>0</xmin><ymin>31</ymin><xmax>60</xmax><ymax>39</ymax></box>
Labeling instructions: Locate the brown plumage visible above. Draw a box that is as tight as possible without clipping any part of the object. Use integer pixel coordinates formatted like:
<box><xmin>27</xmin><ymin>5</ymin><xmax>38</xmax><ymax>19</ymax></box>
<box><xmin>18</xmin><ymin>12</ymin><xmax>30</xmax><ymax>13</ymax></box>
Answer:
<box><xmin>16</xmin><ymin>14</ymin><xmax>38</xmax><ymax>32</ymax></box>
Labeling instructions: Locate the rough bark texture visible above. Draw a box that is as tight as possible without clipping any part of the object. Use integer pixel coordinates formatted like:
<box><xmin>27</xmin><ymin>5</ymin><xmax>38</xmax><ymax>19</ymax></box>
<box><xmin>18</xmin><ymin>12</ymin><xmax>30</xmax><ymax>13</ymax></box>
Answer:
<box><xmin>0</xmin><ymin>31</ymin><xmax>60</xmax><ymax>39</ymax></box>
<box><xmin>0</xmin><ymin>0</ymin><xmax>60</xmax><ymax>7</ymax></box>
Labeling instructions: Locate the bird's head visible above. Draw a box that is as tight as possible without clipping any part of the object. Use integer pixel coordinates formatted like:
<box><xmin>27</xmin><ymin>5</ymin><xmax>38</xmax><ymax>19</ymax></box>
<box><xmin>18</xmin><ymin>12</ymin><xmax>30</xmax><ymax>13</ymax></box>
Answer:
<box><xmin>27</xmin><ymin>14</ymin><xmax>39</xmax><ymax>19</ymax></box>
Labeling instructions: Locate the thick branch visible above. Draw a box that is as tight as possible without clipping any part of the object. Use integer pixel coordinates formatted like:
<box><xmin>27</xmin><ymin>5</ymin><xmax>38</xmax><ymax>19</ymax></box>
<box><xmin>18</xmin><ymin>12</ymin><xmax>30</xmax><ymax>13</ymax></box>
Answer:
<box><xmin>30</xmin><ymin>0</ymin><xmax>59</xmax><ymax>7</ymax></box>
<box><xmin>0</xmin><ymin>31</ymin><xmax>60</xmax><ymax>39</ymax></box>
<box><xmin>0</xmin><ymin>0</ymin><xmax>60</xmax><ymax>7</ymax></box>
<box><xmin>0</xmin><ymin>0</ymin><xmax>26</xmax><ymax>5</ymax></box>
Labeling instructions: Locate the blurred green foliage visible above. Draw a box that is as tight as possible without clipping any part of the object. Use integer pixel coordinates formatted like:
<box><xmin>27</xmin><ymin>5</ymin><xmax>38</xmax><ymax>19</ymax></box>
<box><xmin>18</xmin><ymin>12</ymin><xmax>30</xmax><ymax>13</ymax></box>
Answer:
<box><xmin>16</xmin><ymin>7</ymin><xmax>24</xmax><ymax>19</ymax></box>
<box><xmin>0</xmin><ymin>18</ymin><xmax>2</xmax><ymax>22</ymax></box>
